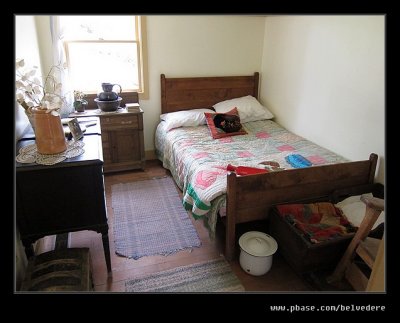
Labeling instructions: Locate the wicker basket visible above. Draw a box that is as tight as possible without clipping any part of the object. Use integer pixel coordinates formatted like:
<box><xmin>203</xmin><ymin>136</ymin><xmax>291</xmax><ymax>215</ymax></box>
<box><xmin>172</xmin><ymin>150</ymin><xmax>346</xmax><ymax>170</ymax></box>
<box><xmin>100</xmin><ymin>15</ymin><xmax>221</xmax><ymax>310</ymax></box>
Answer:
<box><xmin>21</xmin><ymin>248</ymin><xmax>93</xmax><ymax>292</ymax></box>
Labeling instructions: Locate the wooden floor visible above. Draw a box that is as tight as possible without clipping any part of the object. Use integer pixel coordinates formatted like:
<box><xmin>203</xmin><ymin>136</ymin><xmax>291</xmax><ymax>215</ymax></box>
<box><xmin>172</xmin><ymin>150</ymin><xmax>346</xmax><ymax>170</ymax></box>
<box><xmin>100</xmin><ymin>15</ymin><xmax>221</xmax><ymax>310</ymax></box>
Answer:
<box><xmin>37</xmin><ymin>160</ymin><xmax>336</xmax><ymax>292</ymax></box>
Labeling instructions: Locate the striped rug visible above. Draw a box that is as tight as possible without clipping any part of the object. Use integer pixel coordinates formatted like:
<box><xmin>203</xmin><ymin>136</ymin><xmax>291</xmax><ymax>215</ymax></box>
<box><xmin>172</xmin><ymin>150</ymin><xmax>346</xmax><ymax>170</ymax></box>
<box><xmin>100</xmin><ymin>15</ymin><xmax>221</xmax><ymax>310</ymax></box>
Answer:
<box><xmin>111</xmin><ymin>176</ymin><xmax>201</xmax><ymax>260</ymax></box>
<box><xmin>125</xmin><ymin>258</ymin><xmax>245</xmax><ymax>292</ymax></box>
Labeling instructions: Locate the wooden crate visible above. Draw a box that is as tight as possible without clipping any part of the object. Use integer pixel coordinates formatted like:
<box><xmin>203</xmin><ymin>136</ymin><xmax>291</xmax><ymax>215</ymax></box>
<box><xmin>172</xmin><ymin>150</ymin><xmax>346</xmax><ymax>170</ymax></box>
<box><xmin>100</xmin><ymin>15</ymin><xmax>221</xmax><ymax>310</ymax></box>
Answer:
<box><xmin>21</xmin><ymin>248</ymin><xmax>92</xmax><ymax>292</ymax></box>
<box><xmin>269</xmin><ymin>209</ymin><xmax>352</xmax><ymax>273</ymax></box>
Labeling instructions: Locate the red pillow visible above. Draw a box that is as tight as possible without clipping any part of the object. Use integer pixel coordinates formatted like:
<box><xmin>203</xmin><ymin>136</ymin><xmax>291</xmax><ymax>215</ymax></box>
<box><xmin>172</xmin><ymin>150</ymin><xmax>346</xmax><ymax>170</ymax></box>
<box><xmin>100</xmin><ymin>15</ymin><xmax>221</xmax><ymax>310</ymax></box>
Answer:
<box><xmin>204</xmin><ymin>107</ymin><xmax>247</xmax><ymax>139</ymax></box>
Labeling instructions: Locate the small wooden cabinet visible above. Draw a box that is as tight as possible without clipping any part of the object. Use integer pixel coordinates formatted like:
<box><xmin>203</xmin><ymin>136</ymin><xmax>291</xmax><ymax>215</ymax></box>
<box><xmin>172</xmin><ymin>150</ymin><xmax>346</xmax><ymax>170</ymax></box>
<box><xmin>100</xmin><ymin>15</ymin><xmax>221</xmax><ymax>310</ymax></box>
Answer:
<box><xmin>70</xmin><ymin>109</ymin><xmax>145</xmax><ymax>173</ymax></box>
<box><xmin>100</xmin><ymin>110</ymin><xmax>145</xmax><ymax>173</ymax></box>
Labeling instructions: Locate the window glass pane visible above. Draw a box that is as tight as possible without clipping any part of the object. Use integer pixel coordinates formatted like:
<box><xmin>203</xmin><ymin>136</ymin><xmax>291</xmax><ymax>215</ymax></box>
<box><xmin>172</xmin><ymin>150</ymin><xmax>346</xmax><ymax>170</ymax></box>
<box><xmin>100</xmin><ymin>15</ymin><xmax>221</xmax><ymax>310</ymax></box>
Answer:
<box><xmin>67</xmin><ymin>42</ymin><xmax>139</xmax><ymax>93</ymax></box>
<box><xmin>61</xmin><ymin>16</ymin><xmax>136</xmax><ymax>40</ymax></box>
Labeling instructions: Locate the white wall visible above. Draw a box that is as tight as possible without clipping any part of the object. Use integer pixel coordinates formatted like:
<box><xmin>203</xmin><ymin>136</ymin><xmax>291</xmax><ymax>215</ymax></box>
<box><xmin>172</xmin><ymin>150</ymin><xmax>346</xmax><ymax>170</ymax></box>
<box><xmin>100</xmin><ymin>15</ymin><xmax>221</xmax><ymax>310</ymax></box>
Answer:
<box><xmin>15</xmin><ymin>15</ymin><xmax>43</xmax><ymax>140</ymax></box>
<box><xmin>35</xmin><ymin>16</ymin><xmax>53</xmax><ymax>78</ymax></box>
<box><xmin>15</xmin><ymin>15</ymin><xmax>43</xmax><ymax>290</ymax></box>
<box><xmin>260</xmin><ymin>16</ymin><xmax>385</xmax><ymax>183</ymax></box>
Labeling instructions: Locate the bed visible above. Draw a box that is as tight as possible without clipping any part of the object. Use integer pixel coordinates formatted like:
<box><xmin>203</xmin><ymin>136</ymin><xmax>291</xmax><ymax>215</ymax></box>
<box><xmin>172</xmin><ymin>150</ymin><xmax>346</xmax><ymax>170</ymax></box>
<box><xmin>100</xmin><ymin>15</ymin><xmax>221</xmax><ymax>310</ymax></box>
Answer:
<box><xmin>156</xmin><ymin>72</ymin><xmax>378</xmax><ymax>261</ymax></box>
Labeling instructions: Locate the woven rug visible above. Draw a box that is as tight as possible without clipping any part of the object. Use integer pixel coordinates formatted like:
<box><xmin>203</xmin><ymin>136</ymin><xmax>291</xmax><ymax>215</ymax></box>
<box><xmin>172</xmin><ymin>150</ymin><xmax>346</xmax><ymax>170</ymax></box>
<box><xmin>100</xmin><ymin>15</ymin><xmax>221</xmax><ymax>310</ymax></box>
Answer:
<box><xmin>111</xmin><ymin>176</ymin><xmax>201</xmax><ymax>259</ymax></box>
<box><xmin>125</xmin><ymin>258</ymin><xmax>245</xmax><ymax>292</ymax></box>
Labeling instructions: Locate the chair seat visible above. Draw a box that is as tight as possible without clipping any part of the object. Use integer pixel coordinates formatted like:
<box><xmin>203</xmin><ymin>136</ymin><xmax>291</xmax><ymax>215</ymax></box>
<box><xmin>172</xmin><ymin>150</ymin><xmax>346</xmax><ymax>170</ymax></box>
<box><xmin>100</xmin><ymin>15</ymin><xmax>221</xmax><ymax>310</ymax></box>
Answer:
<box><xmin>21</xmin><ymin>248</ymin><xmax>92</xmax><ymax>292</ymax></box>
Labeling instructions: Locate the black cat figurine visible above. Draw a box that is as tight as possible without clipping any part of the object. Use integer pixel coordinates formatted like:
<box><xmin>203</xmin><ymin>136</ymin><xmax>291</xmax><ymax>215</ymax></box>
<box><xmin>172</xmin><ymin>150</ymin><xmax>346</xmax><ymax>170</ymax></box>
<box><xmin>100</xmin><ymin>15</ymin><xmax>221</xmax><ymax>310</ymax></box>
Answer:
<box><xmin>213</xmin><ymin>113</ymin><xmax>242</xmax><ymax>133</ymax></box>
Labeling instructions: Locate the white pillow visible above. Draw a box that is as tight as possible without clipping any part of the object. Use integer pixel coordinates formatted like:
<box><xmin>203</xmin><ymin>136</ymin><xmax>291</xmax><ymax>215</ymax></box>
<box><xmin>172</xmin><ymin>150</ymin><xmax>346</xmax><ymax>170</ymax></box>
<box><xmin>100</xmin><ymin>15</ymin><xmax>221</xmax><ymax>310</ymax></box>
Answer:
<box><xmin>160</xmin><ymin>109</ymin><xmax>214</xmax><ymax>131</ymax></box>
<box><xmin>213</xmin><ymin>95</ymin><xmax>274</xmax><ymax>123</ymax></box>
<box><xmin>335</xmin><ymin>193</ymin><xmax>385</xmax><ymax>230</ymax></box>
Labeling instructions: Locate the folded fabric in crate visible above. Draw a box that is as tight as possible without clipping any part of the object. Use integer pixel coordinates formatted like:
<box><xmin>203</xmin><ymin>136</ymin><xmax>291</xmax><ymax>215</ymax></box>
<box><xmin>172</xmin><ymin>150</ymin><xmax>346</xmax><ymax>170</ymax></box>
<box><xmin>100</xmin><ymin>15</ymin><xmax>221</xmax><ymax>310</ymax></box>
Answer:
<box><xmin>276</xmin><ymin>202</ymin><xmax>356</xmax><ymax>244</ymax></box>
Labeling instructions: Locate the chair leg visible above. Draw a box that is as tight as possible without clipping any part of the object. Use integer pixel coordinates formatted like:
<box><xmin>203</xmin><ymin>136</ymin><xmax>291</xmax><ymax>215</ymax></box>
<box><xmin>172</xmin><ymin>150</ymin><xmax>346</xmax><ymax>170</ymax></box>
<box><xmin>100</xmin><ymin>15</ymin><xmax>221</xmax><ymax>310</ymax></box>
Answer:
<box><xmin>328</xmin><ymin>198</ymin><xmax>383</xmax><ymax>284</ymax></box>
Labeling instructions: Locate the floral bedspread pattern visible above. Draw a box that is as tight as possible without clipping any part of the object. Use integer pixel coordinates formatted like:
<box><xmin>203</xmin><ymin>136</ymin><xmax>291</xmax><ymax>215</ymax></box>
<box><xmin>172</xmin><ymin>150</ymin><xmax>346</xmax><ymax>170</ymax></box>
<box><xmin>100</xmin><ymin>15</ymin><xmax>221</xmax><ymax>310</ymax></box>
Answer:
<box><xmin>156</xmin><ymin>120</ymin><xmax>348</xmax><ymax>238</ymax></box>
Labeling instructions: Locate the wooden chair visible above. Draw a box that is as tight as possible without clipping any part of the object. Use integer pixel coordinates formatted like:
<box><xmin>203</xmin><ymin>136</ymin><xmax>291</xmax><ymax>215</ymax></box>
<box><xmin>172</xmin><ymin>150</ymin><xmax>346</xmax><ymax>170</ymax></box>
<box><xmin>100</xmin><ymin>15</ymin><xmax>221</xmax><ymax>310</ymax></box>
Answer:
<box><xmin>21</xmin><ymin>248</ymin><xmax>93</xmax><ymax>291</ymax></box>
<box><xmin>328</xmin><ymin>195</ymin><xmax>385</xmax><ymax>291</ymax></box>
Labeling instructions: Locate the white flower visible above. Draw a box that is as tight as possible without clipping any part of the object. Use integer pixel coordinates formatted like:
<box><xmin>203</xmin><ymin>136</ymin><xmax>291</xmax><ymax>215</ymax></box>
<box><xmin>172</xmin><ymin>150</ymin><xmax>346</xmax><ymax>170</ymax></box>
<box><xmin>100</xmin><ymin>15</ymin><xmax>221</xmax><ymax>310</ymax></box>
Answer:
<box><xmin>15</xmin><ymin>59</ymin><xmax>68</xmax><ymax>116</ymax></box>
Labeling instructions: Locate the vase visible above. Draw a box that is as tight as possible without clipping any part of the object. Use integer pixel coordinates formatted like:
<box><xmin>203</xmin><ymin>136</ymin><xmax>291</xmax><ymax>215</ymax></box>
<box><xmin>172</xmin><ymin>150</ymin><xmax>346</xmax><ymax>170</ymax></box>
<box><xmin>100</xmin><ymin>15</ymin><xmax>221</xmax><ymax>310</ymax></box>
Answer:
<box><xmin>74</xmin><ymin>100</ymin><xmax>88</xmax><ymax>113</ymax></box>
<box><xmin>25</xmin><ymin>109</ymin><xmax>36</xmax><ymax>132</ymax></box>
<box><xmin>33</xmin><ymin>108</ymin><xmax>67</xmax><ymax>155</ymax></box>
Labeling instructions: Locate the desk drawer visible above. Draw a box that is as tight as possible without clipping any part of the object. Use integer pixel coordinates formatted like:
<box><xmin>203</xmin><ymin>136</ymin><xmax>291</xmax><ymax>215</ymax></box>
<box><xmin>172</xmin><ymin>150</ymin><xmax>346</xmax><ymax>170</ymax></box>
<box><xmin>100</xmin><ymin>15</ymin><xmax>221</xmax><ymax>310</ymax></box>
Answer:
<box><xmin>101</xmin><ymin>115</ymin><xmax>139</xmax><ymax>129</ymax></box>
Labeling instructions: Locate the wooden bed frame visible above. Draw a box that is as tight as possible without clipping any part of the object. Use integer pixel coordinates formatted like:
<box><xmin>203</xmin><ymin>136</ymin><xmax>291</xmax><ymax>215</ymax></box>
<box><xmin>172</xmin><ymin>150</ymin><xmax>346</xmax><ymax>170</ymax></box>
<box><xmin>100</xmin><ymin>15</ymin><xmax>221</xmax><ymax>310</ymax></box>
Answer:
<box><xmin>160</xmin><ymin>72</ymin><xmax>378</xmax><ymax>261</ymax></box>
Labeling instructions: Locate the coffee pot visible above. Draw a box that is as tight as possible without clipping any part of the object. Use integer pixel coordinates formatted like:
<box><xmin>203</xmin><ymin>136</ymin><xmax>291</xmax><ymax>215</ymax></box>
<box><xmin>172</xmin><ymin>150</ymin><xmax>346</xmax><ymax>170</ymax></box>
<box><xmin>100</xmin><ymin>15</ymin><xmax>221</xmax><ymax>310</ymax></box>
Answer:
<box><xmin>98</xmin><ymin>83</ymin><xmax>122</xmax><ymax>101</ymax></box>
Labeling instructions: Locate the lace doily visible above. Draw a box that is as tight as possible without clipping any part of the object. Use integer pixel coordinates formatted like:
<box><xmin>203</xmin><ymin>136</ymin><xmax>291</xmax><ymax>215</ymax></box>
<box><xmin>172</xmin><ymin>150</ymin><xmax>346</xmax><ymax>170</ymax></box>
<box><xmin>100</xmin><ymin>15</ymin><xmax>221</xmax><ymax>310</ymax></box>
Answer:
<box><xmin>16</xmin><ymin>140</ymin><xmax>85</xmax><ymax>166</ymax></box>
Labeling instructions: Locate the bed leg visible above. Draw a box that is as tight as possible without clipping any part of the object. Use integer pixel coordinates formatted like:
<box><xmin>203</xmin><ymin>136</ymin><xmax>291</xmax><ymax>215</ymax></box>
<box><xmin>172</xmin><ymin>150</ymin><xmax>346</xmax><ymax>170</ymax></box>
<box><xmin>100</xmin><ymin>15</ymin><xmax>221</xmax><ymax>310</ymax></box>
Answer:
<box><xmin>368</xmin><ymin>153</ymin><xmax>378</xmax><ymax>184</ymax></box>
<box><xmin>225</xmin><ymin>172</ymin><xmax>237</xmax><ymax>261</ymax></box>
<box><xmin>225</xmin><ymin>219</ymin><xmax>236</xmax><ymax>261</ymax></box>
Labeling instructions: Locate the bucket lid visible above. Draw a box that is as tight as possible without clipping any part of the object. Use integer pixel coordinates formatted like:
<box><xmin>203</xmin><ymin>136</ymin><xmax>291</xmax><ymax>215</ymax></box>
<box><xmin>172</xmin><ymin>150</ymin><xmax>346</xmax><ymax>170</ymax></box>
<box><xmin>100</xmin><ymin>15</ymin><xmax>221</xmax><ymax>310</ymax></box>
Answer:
<box><xmin>239</xmin><ymin>231</ymin><xmax>278</xmax><ymax>257</ymax></box>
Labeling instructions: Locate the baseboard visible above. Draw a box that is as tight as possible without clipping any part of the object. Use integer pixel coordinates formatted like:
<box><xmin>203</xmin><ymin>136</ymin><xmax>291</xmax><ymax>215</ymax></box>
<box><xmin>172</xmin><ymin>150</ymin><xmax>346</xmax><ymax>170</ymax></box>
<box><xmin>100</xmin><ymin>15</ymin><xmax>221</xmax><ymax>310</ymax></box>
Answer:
<box><xmin>145</xmin><ymin>150</ymin><xmax>156</xmax><ymax>160</ymax></box>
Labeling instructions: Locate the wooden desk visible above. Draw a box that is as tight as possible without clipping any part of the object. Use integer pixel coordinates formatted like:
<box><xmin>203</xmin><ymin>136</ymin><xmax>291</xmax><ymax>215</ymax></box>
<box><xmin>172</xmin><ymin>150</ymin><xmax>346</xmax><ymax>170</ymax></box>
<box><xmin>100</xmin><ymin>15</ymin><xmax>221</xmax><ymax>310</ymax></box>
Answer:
<box><xmin>16</xmin><ymin>133</ymin><xmax>111</xmax><ymax>273</ymax></box>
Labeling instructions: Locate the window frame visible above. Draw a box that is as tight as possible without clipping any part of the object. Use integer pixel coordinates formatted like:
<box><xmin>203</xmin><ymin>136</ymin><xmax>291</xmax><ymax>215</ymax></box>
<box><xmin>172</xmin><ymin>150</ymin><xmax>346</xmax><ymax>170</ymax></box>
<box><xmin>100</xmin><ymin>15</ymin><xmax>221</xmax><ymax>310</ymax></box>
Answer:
<box><xmin>63</xmin><ymin>16</ymin><xmax>148</xmax><ymax>105</ymax></box>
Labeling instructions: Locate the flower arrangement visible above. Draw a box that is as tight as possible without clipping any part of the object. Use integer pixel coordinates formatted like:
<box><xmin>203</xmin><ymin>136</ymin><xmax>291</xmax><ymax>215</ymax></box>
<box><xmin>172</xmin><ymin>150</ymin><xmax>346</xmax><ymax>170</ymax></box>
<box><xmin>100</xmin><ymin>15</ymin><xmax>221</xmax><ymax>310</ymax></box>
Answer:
<box><xmin>15</xmin><ymin>58</ymin><xmax>68</xmax><ymax>116</ymax></box>
<box><xmin>73</xmin><ymin>90</ymin><xmax>87</xmax><ymax>102</ymax></box>
<box><xmin>73</xmin><ymin>90</ymin><xmax>88</xmax><ymax>112</ymax></box>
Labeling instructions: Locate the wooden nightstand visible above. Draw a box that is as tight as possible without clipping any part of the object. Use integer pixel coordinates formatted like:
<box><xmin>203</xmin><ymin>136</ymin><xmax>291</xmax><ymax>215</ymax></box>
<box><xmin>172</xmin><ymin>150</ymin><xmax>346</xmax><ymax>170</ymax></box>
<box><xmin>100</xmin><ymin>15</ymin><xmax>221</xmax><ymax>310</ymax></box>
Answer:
<box><xmin>70</xmin><ymin>108</ymin><xmax>145</xmax><ymax>173</ymax></box>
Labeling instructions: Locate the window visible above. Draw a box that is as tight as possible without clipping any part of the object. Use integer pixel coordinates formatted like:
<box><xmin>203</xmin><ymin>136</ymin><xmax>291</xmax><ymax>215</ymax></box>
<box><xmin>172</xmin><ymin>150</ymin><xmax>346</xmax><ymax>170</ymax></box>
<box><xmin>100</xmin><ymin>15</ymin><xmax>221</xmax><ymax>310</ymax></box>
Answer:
<box><xmin>60</xmin><ymin>16</ymin><xmax>148</xmax><ymax>99</ymax></box>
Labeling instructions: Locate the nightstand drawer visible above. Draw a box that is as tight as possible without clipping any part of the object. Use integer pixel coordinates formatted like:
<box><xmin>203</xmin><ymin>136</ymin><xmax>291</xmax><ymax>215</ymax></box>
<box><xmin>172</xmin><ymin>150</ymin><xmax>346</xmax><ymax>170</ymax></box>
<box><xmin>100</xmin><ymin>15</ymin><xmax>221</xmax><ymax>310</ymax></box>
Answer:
<box><xmin>100</xmin><ymin>115</ymin><xmax>139</xmax><ymax>129</ymax></box>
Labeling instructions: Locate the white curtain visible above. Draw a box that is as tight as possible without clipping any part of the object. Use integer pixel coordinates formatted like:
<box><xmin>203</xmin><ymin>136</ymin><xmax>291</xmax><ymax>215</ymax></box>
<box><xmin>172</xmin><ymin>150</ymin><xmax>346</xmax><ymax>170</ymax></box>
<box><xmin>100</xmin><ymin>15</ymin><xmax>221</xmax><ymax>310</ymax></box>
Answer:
<box><xmin>50</xmin><ymin>16</ymin><xmax>74</xmax><ymax>117</ymax></box>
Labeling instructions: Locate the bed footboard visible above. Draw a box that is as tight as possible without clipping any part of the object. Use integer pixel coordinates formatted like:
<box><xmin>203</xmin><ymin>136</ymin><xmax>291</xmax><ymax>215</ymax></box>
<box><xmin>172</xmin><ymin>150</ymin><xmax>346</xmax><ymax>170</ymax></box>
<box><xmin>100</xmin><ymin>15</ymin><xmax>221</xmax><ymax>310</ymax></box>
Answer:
<box><xmin>225</xmin><ymin>153</ymin><xmax>378</xmax><ymax>260</ymax></box>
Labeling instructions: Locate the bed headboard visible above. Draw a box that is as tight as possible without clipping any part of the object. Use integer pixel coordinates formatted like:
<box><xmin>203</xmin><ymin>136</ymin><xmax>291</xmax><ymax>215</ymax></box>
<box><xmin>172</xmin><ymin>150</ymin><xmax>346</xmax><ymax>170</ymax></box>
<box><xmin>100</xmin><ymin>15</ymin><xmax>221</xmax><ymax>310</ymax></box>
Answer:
<box><xmin>160</xmin><ymin>72</ymin><xmax>259</xmax><ymax>114</ymax></box>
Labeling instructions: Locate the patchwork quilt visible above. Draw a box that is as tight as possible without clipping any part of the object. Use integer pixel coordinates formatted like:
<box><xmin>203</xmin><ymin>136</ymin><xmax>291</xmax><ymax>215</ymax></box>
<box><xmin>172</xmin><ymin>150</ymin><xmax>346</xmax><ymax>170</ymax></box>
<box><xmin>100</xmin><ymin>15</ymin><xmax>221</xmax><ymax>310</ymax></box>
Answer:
<box><xmin>276</xmin><ymin>203</ymin><xmax>357</xmax><ymax>243</ymax></box>
<box><xmin>155</xmin><ymin>120</ymin><xmax>348</xmax><ymax>238</ymax></box>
